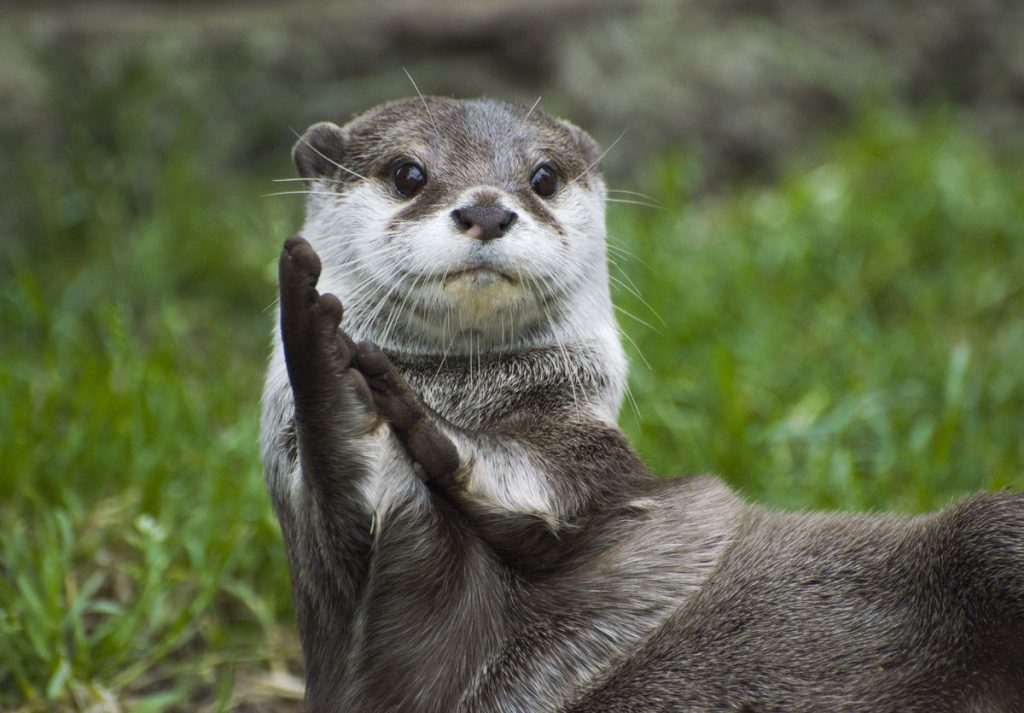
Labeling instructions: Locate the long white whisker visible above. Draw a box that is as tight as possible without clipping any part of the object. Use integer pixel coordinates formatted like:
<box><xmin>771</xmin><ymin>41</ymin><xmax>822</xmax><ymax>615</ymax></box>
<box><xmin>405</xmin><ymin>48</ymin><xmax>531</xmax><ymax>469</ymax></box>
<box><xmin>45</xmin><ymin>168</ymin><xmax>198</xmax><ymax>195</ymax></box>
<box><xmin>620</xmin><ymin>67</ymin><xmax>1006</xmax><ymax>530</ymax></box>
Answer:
<box><xmin>528</xmin><ymin>271</ymin><xmax>581</xmax><ymax>419</ymax></box>
<box><xmin>361</xmin><ymin>276</ymin><xmax>405</xmax><ymax>345</ymax></box>
<box><xmin>524</xmin><ymin>95</ymin><xmax>542</xmax><ymax>121</ymax></box>
<box><xmin>334</xmin><ymin>259</ymin><xmax>404</xmax><ymax>305</ymax></box>
<box><xmin>607</xmin><ymin>273</ymin><xmax>666</xmax><ymax>328</ymax></box>
<box><xmin>606</xmin><ymin>197</ymin><xmax>664</xmax><ymax>211</ymax></box>
<box><xmin>619</xmin><ymin>328</ymin><xmax>651</xmax><ymax>371</ymax></box>
<box><xmin>575</xmin><ymin>129</ymin><xmax>628</xmax><ymax>181</ymax></box>
<box><xmin>435</xmin><ymin>306</ymin><xmax>453</xmax><ymax>378</ymax></box>
<box><xmin>606</xmin><ymin>234</ymin><xmax>656</xmax><ymax>273</ymax></box>
<box><xmin>263</xmin><ymin>190</ymin><xmax>342</xmax><ymax>198</ymax></box>
<box><xmin>337</xmin><ymin>260</ymin><xmax>410</xmax><ymax>317</ymax></box>
<box><xmin>381</xmin><ymin>270</ymin><xmax>426</xmax><ymax>349</ymax></box>
<box><xmin>402</xmin><ymin>67</ymin><xmax>440</xmax><ymax>138</ymax></box>
<box><xmin>614</xmin><ymin>304</ymin><xmax>659</xmax><ymax>333</ymax></box>
<box><xmin>608</xmin><ymin>188</ymin><xmax>663</xmax><ymax>206</ymax></box>
<box><xmin>347</xmin><ymin>281</ymin><xmax>389</xmax><ymax>342</ymax></box>
<box><xmin>621</xmin><ymin>378</ymin><xmax>643</xmax><ymax>426</ymax></box>
<box><xmin>431</xmin><ymin>263</ymin><xmax>457</xmax><ymax>375</ymax></box>
<box><xmin>272</xmin><ymin>177</ymin><xmax>349</xmax><ymax>185</ymax></box>
<box><xmin>605</xmin><ymin>254</ymin><xmax>652</xmax><ymax>298</ymax></box>
<box><xmin>322</xmin><ymin>242</ymin><xmax>405</xmax><ymax>277</ymax></box>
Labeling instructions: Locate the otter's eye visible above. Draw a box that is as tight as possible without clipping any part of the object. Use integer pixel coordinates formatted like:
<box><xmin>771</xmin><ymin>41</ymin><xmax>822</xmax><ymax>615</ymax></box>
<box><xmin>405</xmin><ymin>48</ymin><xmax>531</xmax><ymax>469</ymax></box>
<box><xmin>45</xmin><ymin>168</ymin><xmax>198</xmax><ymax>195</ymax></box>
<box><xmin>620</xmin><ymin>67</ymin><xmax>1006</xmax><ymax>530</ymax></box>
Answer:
<box><xmin>392</xmin><ymin>161</ymin><xmax>427</xmax><ymax>198</ymax></box>
<box><xmin>530</xmin><ymin>164</ymin><xmax>558</xmax><ymax>198</ymax></box>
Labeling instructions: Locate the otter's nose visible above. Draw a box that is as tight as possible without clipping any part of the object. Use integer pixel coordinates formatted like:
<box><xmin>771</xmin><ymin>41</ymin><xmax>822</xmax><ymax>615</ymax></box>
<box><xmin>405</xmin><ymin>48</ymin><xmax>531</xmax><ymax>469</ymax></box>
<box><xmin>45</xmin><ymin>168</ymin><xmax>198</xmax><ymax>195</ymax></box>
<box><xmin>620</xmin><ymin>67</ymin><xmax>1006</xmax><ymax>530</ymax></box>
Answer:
<box><xmin>451</xmin><ymin>206</ymin><xmax>517</xmax><ymax>241</ymax></box>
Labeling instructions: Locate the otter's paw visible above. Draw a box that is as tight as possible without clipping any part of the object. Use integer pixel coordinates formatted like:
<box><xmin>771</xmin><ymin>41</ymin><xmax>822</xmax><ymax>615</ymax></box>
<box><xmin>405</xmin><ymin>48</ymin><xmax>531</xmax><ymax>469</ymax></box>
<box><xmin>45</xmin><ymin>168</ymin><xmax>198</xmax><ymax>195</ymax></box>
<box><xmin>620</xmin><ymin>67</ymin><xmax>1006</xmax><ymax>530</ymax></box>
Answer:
<box><xmin>279</xmin><ymin>236</ymin><xmax>370</xmax><ymax>408</ymax></box>
<box><xmin>355</xmin><ymin>341</ymin><xmax>461</xmax><ymax>486</ymax></box>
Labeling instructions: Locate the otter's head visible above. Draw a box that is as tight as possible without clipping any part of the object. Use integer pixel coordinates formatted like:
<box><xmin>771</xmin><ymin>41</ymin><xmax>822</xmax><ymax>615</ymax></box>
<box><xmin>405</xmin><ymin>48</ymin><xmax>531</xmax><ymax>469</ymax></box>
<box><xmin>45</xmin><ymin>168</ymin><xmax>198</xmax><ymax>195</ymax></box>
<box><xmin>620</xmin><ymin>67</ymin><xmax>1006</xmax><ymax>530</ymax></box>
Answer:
<box><xmin>293</xmin><ymin>97</ymin><xmax>614</xmax><ymax>356</ymax></box>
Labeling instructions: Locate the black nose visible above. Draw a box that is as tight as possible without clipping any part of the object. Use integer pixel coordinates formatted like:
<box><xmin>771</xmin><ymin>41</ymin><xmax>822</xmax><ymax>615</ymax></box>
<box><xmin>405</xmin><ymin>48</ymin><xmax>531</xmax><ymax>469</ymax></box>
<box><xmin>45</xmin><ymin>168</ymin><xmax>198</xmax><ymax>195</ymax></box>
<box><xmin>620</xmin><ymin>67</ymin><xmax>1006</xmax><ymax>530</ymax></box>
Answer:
<box><xmin>451</xmin><ymin>206</ymin><xmax>517</xmax><ymax>241</ymax></box>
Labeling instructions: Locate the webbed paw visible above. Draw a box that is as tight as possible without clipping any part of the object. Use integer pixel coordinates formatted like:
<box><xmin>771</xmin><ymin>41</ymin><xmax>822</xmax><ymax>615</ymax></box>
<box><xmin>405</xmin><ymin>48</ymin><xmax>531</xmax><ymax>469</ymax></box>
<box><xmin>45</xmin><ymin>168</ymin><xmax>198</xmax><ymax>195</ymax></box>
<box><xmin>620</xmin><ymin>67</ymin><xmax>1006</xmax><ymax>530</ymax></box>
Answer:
<box><xmin>356</xmin><ymin>341</ymin><xmax>461</xmax><ymax>486</ymax></box>
<box><xmin>279</xmin><ymin>236</ymin><xmax>372</xmax><ymax>413</ymax></box>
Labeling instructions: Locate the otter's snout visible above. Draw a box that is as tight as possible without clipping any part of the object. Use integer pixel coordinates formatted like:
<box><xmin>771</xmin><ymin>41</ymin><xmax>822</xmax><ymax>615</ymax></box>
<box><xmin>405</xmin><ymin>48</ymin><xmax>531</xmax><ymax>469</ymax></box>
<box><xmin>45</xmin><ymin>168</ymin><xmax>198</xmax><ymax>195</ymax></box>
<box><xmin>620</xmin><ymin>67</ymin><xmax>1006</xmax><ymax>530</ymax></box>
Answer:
<box><xmin>452</xmin><ymin>206</ymin><xmax>517</xmax><ymax>242</ymax></box>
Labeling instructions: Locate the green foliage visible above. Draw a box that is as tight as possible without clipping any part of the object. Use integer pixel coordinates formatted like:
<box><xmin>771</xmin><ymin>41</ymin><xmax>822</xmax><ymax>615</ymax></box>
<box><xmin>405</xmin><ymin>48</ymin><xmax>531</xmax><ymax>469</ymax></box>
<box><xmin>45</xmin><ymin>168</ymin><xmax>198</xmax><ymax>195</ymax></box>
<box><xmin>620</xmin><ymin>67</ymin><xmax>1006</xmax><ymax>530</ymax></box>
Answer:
<box><xmin>612</xmin><ymin>107</ymin><xmax>1024</xmax><ymax>511</ymax></box>
<box><xmin>2</xmin><ymin>89</ymin><xmax>1022</xmax><ymax>708</ymax></box>
<box><xmin>0</xmin><ymin>59</ymin><xmax>300</xmax><ymax>709</ymax></box>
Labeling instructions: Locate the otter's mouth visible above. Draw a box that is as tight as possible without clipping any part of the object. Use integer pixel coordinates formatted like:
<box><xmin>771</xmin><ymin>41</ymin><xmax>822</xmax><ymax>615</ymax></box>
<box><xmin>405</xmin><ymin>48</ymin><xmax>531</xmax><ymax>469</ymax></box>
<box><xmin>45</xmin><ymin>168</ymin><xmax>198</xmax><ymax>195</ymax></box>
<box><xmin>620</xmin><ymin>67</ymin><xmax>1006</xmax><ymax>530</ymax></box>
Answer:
<box><xmin>442</xmin><ymin>267</ymin><xmax>515</xmax><ymax>287</ymax></box>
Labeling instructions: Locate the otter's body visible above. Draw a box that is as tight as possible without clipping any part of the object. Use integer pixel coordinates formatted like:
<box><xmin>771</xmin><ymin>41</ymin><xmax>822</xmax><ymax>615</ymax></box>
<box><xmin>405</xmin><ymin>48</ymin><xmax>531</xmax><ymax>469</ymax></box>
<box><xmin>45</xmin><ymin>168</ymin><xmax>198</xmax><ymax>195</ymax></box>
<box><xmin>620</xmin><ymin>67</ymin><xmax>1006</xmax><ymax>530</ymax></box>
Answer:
<box><xmin>260</xmin><ymin>98</ymin><xmax>1023</xmax><ymax>712</ymax></box>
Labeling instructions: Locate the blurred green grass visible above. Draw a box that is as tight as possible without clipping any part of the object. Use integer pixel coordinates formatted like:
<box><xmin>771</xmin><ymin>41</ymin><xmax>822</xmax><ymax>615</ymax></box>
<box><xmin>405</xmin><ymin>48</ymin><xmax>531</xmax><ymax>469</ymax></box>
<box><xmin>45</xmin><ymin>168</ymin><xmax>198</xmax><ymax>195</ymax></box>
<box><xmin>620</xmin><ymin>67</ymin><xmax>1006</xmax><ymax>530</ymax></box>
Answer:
<box><xmin>615</xmin><ymin>107</ymin><xmax>1024</xmax><ymax>512</ymax></box>
<box><xmin>2</xmin><ymin>94</ymin><xmax>1023</xmax><ymax>709</ymax></box>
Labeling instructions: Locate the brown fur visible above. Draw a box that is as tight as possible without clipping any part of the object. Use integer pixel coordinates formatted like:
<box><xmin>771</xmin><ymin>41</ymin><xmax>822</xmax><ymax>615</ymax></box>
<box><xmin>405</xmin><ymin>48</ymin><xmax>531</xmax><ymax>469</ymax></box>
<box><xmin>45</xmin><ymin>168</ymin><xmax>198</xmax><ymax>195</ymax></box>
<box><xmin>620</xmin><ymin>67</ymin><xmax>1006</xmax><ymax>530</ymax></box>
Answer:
<box><xmin>261</xmin><ymin>98</ymin><xmax>1024</xmax><ymax>712</ymax></box>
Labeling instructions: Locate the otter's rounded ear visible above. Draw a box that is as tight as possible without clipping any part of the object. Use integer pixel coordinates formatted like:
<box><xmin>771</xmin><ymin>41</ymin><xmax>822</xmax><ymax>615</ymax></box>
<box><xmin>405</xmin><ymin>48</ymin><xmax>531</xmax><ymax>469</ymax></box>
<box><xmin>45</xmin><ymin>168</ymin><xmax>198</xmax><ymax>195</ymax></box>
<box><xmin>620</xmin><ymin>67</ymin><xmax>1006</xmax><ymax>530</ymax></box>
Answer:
<box><xmin>561</xmin><ymin>120</ymin><xmax>602</xmax><ymax>174</ymax></box>
<box><xmin>292</xmin><ymin>121</ymin><xmax>346</xmax><ymax>179</ymax></box>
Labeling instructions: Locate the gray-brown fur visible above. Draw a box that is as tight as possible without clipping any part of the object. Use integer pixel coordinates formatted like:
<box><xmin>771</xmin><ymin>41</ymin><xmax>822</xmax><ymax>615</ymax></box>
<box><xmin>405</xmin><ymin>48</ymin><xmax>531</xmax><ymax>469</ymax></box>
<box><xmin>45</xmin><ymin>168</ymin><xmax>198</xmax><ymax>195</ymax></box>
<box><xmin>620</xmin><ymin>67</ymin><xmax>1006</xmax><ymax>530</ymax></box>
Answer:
<box><xmin>261</xmin><ymin>97</ymin><xmax>1023</xmax><ymax>711</ymax></box>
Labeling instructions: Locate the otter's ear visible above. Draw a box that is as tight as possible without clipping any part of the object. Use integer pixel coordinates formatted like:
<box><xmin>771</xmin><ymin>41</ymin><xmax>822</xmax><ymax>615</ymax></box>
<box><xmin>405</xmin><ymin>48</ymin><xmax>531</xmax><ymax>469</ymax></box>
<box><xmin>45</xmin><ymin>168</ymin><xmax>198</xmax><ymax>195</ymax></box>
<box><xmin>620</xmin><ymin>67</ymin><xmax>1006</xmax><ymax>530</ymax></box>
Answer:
<box><xmin>560</xmin><ymin>120</ymin><xmax>603</xmax><ymax>174</ymax></box>
<box><xmin>292</xmin><ymin>121</ymin><xmax>346</xmax><ymax>179</ymax></box>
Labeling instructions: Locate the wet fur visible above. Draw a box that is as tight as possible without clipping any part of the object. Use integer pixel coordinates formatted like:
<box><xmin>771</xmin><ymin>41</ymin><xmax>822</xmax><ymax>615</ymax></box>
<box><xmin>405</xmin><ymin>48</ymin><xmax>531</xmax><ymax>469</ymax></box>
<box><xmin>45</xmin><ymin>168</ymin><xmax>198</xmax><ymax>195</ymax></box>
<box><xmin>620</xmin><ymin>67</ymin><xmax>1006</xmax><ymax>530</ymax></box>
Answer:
<box><xmin>260</xmin><ymin>98</ymin><xmax>1024</xmax><ymax>711</ymax></box>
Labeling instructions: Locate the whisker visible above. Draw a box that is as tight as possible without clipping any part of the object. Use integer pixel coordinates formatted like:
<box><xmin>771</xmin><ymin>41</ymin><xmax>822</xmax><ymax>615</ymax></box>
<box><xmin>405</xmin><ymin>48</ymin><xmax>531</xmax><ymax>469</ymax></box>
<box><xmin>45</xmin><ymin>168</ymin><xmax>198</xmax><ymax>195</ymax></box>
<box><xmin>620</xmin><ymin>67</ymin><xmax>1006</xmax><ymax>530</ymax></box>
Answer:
<box><xmin>605</xmin><ymin>254</ymin><xmax>653</xmax><ymax>298</ymax></box>
<box><xmin>361</xmin><ymin>278</ymin><xmax>404</xmax><ymax>344</ymax></box>
<box><xmin>346</xmin><ymin>282</ymin><xmax>387</xmax><ymax>341</ymax></box>
<box><xmin>608</xmin><ymin>188</ymin><xmax>663</xmax><ymax>206</ymax></box>
<box><xmin>381</xmin><ymin>269</ymin><xmax>426</xmax><ymax>349</ymax></box>
<box><xmin>606</xmin><ymin>235</ymin><xmax>656</xmax><ymax>273</ymax></box>
<box><xmin>575</xmin><ymin>129</ymin><xmax>628</xmax><ymax>181</ymax></box>
<box><xmin>619</xmin><ymin>328</ymin><xmax>651</xmax><ymax>371</ymax></box>
<box><xmin>431</xmin><ymin>263</ymin><xmax>457</xmax><ymax>375</ymax></box>
<box><xmin>335</xmin><ymin>261</ymin><xmax>408</xmax><ymax>311</ymax></box>
<box><xmin>272</xmin><ymin>177</ymin><xmax>349</xmax><ymax>185</ymax></box>
<box><xmin>402</xmin><ymin>67</ymin><xmax>440</xmax><ymax>138</ymax></box>
<box><xmin>606</xmin><ymin>197</ymin><xmax>664</xmax><ymax>211</ymax></box>
<box><xmin>614</xmin><ymin>304</ymin><xmax>660</xmax><ymax>333</ymax></box>
<box><xmin>262</xmin><ymin>190</ymin><xmax>342</xmax><ymax>198</ymax></box>
<box><xmin>435</xmin><ymin>306</ymin><xmax>453</xmax><ymax>378</ymax></box>
<box><xmin>531</xmin><ymin>274</ymin><xmax>581</xmax><ymax>419</ymax></box>
<box><xmin>621</xmin><ymin>378</ymin><xmax>643</xmax><ymax>426</ymax></box>
<box><xmin>608</xmin><ymin>273</ymin><xmax>667</xmax><ymax>327</ymax></box>
<box><xmin>333</xmin><ymin>255</ymin><xmax>404</xmax><ymax>297</ymax></box>
<box><xmin>524</xmin><ymin>95</ymin><xmax>542</xmax><ymax>121</ymax></box>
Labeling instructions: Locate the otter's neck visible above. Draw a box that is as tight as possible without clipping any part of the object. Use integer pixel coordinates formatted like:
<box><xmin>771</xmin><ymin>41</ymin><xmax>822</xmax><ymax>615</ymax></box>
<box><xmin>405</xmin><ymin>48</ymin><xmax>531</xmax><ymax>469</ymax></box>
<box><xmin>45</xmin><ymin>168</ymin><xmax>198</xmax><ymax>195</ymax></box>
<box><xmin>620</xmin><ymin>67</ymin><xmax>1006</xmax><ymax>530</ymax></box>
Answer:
<box><xmin>388</xmin><ymin>343</ymin><xmax>626</xmax><ymax>429</ymax></box>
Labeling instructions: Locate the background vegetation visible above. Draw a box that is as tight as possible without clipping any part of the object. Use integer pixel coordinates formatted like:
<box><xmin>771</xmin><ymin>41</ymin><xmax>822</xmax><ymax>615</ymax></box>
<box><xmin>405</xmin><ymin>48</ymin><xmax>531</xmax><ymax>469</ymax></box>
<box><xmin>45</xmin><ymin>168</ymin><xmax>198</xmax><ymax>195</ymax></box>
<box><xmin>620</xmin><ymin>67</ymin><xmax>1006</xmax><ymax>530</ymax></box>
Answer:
<box><xmin>2</xmin><ymin>2</ymin><xmax>1022</xmax><ymax>710</ymax></box>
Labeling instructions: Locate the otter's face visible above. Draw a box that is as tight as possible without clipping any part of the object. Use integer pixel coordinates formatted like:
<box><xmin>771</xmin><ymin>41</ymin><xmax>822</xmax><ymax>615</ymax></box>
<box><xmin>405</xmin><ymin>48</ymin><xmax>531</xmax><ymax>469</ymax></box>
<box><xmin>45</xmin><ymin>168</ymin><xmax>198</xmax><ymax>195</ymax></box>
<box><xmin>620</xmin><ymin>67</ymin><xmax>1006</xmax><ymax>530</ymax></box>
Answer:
<box><xmin>293</xmin><ymin>97</ymin><xmax>608</xmax><ymax>353</ymax></box>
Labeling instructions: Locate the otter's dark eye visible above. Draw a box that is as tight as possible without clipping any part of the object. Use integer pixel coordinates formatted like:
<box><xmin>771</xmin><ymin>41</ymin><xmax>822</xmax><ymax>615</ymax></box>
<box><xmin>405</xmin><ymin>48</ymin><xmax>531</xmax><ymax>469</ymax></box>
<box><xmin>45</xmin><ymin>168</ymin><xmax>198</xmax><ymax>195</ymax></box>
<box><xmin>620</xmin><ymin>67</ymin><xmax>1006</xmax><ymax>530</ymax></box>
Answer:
<box><xmin>530</xmin><ymin>164</ymin><xmax>558</xmax><ymax>198</ymax></box>
<box><xmin>392</xmin><ymin>161</ymin><xmax>427</xmax><ymax>198</ymax></box>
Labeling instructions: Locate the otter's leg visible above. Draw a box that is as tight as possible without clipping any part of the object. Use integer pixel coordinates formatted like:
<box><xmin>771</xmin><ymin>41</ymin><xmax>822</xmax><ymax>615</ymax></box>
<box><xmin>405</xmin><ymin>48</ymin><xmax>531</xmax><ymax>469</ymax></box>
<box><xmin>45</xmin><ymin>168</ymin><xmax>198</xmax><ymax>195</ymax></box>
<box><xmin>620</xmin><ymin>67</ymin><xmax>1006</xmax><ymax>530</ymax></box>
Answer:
<box><xmin>354</xmin><ymin>341</ymin><xmax>461</xmax><ymax>488</ymax></box>
<box><xmin>279</xmin><ymin>236</ymin><xmax>402</xmax><ymax>702</ymax></box>
<box><xmin>278</xmin><ymin>235</ymin><xmax>380</xmax><ymax>578</ymax></box>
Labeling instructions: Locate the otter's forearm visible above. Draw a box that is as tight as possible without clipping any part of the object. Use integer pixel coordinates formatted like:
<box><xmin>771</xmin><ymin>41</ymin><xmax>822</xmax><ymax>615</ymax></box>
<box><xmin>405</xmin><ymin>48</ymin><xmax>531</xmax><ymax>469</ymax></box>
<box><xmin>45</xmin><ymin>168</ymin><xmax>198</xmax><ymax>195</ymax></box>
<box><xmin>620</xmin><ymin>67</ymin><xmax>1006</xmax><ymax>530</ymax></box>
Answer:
<box><xmin>354</xmin><ymin>341</ymin><xmax>644</xmax><ymax>568</ymax></box>
<box><xmin>274</xmin><ymin>237</ymin><xmax>388</xmax><ymax>631</ymax></box>
<box><xmin>356</xmin><ymin>344</ymin><xmax>574</xmax><ymax>517</ymax></box>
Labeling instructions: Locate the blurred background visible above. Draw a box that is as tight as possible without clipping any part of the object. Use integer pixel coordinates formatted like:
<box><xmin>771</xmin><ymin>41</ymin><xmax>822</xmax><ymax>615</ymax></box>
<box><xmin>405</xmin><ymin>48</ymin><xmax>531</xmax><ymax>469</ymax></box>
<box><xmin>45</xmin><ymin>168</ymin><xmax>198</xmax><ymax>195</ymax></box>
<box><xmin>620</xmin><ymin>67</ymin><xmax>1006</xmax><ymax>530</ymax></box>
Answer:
<box><xmin>2</xmin><ymin>0</ymin><xmax>1022</xmax><ymax>709</ymax></box>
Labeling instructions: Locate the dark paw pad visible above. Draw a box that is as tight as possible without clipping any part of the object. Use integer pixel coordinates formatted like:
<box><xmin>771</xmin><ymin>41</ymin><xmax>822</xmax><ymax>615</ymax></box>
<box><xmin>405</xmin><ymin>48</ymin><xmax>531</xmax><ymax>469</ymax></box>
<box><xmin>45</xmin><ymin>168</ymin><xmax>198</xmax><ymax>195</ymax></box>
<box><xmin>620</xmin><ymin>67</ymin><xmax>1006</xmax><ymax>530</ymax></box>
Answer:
<box><xmin>279</xmin><ymin>237</ymin><xmax>323</xmax><ymax>337</ymax></box>
<box><xmin>279</xmin><ymin>236</ymin><xmax>355</xmax><ymax>394</ymax></box>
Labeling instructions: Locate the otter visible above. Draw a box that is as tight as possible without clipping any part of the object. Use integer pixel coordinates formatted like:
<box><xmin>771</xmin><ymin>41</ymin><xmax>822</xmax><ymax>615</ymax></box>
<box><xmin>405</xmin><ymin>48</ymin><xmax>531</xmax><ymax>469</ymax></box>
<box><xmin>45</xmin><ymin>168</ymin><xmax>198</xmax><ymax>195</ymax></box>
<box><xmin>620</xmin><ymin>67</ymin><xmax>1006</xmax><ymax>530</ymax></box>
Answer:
<box><xmin>259</xmin><ymin>97</ymin><xmax>1024</xmax><ymax>712</ymax></box>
